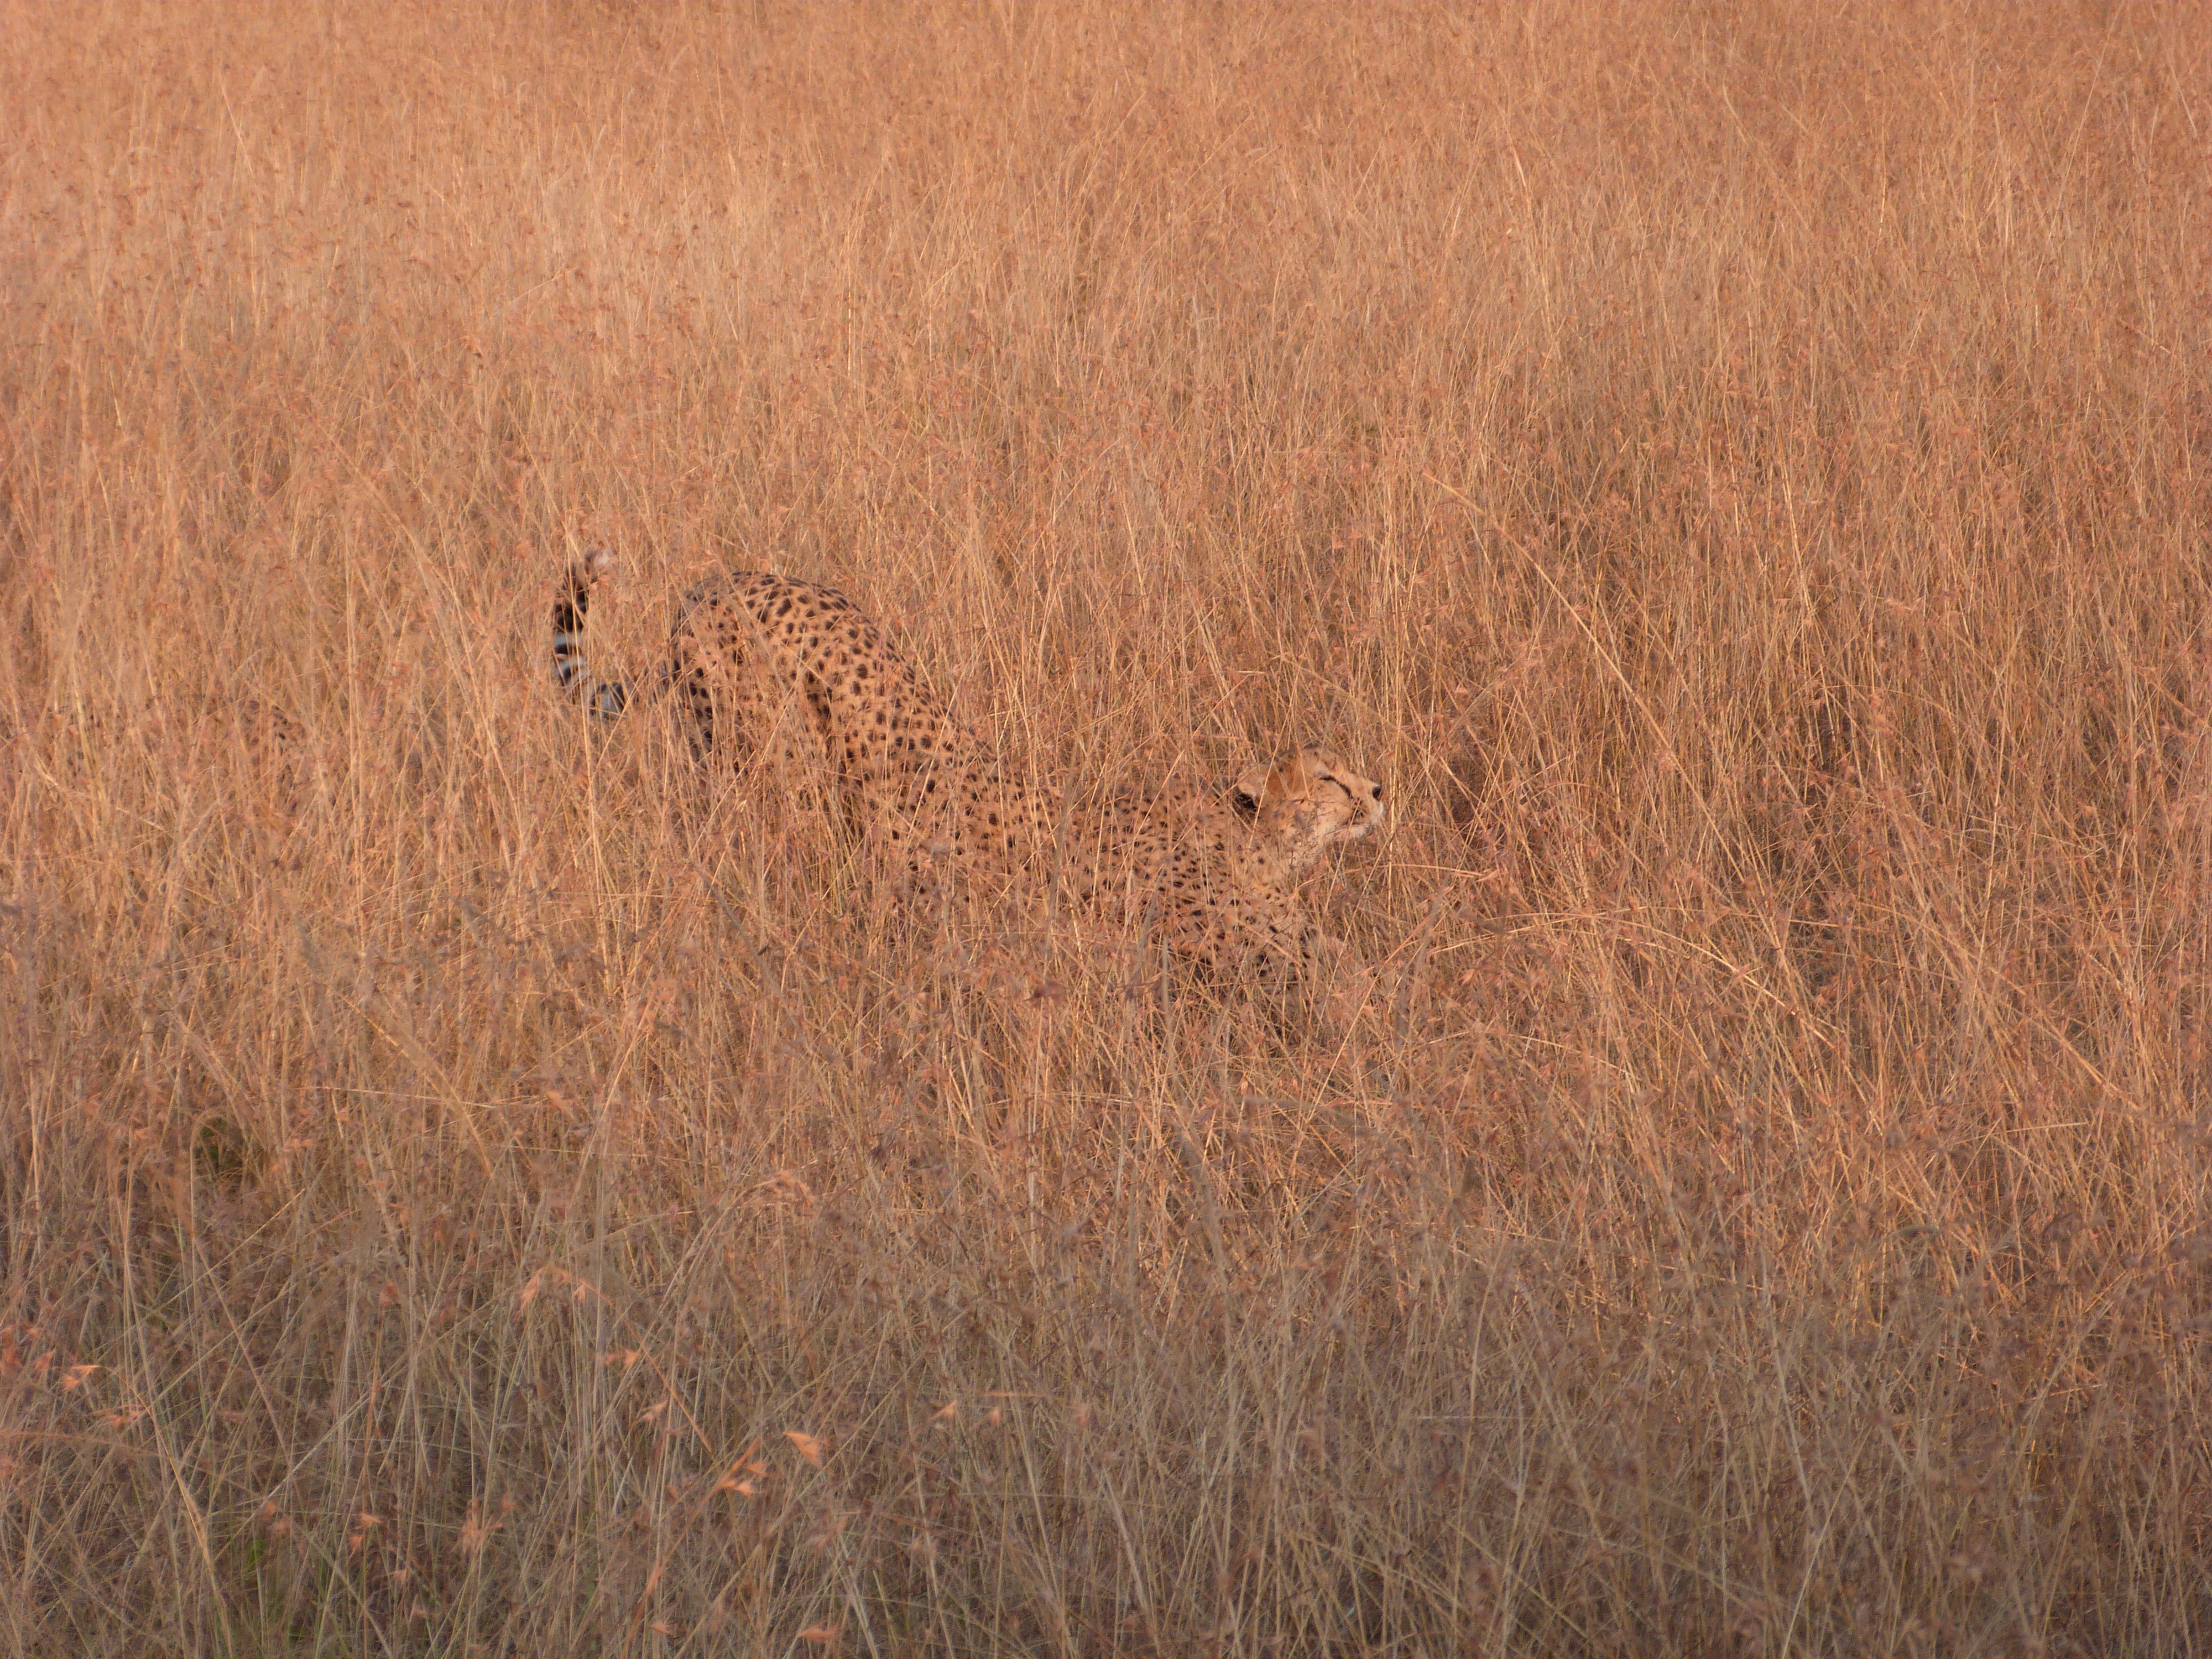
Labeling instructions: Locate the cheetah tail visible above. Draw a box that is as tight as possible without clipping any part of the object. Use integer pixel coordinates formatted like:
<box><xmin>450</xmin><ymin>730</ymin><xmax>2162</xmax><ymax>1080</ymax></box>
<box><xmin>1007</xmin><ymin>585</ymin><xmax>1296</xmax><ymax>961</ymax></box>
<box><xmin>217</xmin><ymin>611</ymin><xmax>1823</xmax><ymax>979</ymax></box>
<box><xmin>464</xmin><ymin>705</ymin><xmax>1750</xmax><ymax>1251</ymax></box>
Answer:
<box><xmin>552</xmin><ymin>547</ymin><xmax>630</xmax><ymax>719</ymax></box>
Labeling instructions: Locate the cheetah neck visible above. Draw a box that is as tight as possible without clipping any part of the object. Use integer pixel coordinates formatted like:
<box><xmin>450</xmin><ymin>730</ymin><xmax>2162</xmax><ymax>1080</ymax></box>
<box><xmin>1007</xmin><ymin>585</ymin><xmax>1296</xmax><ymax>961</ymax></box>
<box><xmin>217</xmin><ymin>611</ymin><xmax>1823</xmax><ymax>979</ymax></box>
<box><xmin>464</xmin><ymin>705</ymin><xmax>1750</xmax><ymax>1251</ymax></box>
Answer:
<box><xmin>1228</xmin><ymin>833</ymin><xmax>1301</xmax><ymax>895</ymax></box>
<box><xmin>1237</xmin><ymin>800</ymin><xmax>1334</xmax><ymax>889</ymax></box>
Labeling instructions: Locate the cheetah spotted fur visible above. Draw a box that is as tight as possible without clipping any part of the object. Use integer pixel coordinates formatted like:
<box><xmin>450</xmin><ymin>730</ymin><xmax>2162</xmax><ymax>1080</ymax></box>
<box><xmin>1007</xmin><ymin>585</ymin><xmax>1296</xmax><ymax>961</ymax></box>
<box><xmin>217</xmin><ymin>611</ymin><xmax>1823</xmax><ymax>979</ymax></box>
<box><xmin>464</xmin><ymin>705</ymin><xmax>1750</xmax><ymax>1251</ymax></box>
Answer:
<box><xmin>556</xmin><ymin>551</ymin><xmax>1052</xmax><ymax>870</ymax></box>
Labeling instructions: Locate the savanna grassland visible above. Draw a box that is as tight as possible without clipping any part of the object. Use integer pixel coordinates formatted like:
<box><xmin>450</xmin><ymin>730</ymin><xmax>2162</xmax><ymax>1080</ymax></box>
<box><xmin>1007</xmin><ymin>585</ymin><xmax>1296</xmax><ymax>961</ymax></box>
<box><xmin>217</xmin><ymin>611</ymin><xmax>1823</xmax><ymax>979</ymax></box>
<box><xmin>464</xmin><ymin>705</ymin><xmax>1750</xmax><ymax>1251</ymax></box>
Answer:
<box><xmin>3</xmin><ymin>3</ymin><xmax>2209</xmax><ymax>1653</ymax></box>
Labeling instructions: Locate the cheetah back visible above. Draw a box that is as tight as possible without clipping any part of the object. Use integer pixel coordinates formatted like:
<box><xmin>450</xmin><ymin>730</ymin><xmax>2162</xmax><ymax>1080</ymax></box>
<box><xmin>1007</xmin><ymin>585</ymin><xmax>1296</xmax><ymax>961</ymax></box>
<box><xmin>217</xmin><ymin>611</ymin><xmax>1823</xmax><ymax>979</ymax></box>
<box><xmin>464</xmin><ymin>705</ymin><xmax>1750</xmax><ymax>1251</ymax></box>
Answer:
<box><xmin>666</xmin><ymin>572</ymin><xmax>1055</xmax><ymax>869</ymax></box>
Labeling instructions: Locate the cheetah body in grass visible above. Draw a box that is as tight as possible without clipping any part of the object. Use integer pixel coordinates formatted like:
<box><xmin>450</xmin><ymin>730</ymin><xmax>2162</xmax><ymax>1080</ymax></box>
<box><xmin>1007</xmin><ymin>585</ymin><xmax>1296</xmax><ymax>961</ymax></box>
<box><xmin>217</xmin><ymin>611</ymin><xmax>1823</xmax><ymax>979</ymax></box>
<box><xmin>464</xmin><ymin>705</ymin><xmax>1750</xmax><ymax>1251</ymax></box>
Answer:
<box><xmin>556</xmin><ymin>551</ymin><xmax>1053</xmax><ymax>870</ymax></box>
<box><xmin>554</xmin><ymin>555</ymin><xmax>1384</xmax><ymax>990</ymax></box>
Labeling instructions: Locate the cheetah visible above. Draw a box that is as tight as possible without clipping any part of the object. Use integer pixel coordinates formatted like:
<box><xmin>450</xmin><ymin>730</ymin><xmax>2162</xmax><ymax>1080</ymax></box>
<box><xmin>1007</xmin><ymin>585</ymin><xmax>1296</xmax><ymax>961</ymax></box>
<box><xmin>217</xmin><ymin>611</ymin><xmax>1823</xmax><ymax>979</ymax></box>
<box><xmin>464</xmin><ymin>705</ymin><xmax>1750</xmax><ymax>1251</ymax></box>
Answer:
<box><xmin>552</xmin><ymin>556</ymin><xmax>1384</xmax><ymax>995</ymax></box>
<box><xmin>159</xmin><ymin>690</ymin><xmax>307</xmax><ymax>814</ymax></box>
<box><xmin>56</xmin><ymin>693</ymin><xmax>304</xmax><ymax>809</ymax></box>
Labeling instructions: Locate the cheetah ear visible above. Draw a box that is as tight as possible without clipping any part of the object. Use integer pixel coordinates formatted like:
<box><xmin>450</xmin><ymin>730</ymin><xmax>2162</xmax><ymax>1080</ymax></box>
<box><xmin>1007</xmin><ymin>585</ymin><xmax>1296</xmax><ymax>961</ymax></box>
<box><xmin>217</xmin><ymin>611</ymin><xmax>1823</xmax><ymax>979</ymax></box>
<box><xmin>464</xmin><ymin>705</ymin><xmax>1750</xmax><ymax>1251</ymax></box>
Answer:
<box><xmin>1232</xmin><ymin>753</ymin><xmax>1308</xmax><ymax>817</ymax></box>
<box><xmin>1229</xmin><ymin>759</ymin><xmax>1272</xmax><ymax>818</ymax></box>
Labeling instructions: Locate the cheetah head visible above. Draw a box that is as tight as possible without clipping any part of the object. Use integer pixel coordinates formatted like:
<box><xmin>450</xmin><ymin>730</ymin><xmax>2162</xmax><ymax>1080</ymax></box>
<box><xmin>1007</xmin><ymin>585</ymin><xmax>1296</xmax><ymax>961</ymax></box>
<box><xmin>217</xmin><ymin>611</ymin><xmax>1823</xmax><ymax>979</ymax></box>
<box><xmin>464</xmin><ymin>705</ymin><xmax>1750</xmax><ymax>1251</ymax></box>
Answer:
<box><xmin>1229</xmin><ymin>748</ymin><xmax>1385</xmax><ymax>872</ymax></box>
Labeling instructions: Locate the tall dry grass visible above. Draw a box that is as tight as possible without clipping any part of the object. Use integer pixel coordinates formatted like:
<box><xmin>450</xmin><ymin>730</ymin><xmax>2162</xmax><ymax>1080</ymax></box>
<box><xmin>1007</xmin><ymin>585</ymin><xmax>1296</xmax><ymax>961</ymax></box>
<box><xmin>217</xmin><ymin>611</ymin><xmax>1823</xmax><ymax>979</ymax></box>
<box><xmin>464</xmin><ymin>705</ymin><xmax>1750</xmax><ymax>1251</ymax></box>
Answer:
<box><xmin>3</xmin><ymin>2</ymin><xmax>2209</xmax><ymax>1653</ymax></box>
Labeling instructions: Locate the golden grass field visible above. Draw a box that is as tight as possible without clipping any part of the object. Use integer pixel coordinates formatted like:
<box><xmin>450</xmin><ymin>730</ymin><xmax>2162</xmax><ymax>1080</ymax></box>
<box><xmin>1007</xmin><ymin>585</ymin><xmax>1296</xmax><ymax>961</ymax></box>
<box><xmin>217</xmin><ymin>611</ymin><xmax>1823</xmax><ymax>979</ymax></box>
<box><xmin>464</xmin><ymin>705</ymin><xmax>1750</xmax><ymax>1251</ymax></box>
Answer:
<box><xmin>3</xmin><ymin>2</ymin><xmax>2208</xmax><ymax>1653</ymax></box>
